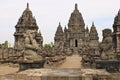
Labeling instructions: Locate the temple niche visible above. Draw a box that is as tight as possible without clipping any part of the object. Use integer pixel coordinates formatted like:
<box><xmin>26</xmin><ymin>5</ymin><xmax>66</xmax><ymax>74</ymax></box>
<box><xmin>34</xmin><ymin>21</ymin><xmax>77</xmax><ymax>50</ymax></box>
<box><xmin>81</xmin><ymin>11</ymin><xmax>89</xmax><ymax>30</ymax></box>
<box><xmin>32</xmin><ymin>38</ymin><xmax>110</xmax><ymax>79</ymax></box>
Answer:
<box><xmin>54</xmin><ymin>4</ymin><xmax>99</xmax><ymax>55</ymax></box>
<box><xmin>14</xmin><ymin>3</ymin><xmax>43</xmax><ymax>54</ymax></box>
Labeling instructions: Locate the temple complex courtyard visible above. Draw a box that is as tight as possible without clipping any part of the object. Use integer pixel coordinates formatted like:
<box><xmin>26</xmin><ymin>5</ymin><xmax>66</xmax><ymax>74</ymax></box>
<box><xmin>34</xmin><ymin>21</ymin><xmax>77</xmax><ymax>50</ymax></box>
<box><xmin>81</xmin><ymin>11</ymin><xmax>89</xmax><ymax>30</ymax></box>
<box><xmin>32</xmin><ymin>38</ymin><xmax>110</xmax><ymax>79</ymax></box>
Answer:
<box><xmin>0</xmin><ymin>54</ymin><xmax>81</xmax><ymax>76</ymax></box>
<box><xmin>0</xmin><ymin>2</ymin><xmax>120</xmax><ymax>80</ymax></box>
<box><xmin>58</xmin><ymin>55</ymin><xmax>81</xmax><ymax>68</ymax></box>
<box><xmin>0</xmin><ymin>63</ymin><xmax>18</xmax><ymax>75</ymax></box>
<box><xmin>0</xmin><ymin>55</ymin><xmax>120</xmax><ymax>80</ymax></box>
<box><xmin>0</xmin><ymin>55</ymin><xmax>110</xmax><ymax>80</ymax></box>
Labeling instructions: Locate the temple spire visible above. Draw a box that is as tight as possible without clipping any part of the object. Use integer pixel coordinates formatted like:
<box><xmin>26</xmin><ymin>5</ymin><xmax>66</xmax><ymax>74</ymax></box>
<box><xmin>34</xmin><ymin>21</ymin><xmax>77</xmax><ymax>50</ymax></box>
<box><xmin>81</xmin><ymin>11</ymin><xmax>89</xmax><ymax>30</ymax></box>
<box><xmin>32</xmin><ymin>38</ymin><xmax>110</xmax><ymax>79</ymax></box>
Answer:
<box><xmin>75</xmin><ymin>3</ymin><xmax>78</xmax><ymax>10</ymax></box>
<box><xmin>86</xmin><ymin>26</ymin><xmax>89</xmax><ymax>33</ymax></box>
<box><xmin>118</xmin><ymin>9</ymin><xmax>120</xmax><ymax>15</ymax></box>
<box><xmin>64</xmin><ymin>26</ymin><xmax>67</xmax><ymax>32</ymax></box>
<box><xmin>90</xmin><ymin>22</ymin><xmax>99</xmax><ymax>40</ymax></box>
<box><xmin>27</xmin><ymin>3</ymin><xmax>29</xmax><ymax>10</ymax></box>
<box><xmin>56</xmin><ymin>22</ymin><xmax>63</xmax><ymax>34</ymax></box>
<box><xmin>92</xmin><ymin>22</ymin><xmax>95</xmax><ymax>26</ymax></box>
<box><xmin>118</xmin><ymin>9</ymin><xmax>120</xmax><ymax>13</ymax></box>
<box><xmin>59</xmin><ymin>22</ymin><xmax>61</xmax><ymax>26</ymax></box>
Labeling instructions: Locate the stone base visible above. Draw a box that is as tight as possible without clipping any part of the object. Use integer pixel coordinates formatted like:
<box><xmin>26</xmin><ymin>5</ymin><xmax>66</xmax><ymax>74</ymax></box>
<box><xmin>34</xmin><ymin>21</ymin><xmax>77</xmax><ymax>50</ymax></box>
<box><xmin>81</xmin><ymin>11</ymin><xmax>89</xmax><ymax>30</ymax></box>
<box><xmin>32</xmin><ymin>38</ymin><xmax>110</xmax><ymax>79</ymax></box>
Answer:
<box><xmin>95</xmin><ymin>60</ymin><xmax>120</xmax><ymax>72</ymax></box>
<box><xmin>19</xmin><ymin>60</ymin><xmax>45</xmax><ymax>71</ymax></box>
<box><xmin>1</xmin><ymin>68</ymin><xmax>120</xmax><ymax>80</ymax></box>
<box><xmin>14</xmin><ymin>68</ymin><xmax>114</xmax><ymax>80</ymax></box>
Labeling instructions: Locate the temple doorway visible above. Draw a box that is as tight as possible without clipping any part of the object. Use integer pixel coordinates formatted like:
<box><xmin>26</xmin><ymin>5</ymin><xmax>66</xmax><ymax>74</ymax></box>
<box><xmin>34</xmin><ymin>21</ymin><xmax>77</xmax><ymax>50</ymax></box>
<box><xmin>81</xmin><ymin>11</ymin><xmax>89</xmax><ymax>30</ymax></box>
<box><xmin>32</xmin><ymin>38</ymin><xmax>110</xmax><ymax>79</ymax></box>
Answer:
<box><xmin>75</xmin><ymin>39</ymin><xmax>78</xmax><ymax>47</ymax></box>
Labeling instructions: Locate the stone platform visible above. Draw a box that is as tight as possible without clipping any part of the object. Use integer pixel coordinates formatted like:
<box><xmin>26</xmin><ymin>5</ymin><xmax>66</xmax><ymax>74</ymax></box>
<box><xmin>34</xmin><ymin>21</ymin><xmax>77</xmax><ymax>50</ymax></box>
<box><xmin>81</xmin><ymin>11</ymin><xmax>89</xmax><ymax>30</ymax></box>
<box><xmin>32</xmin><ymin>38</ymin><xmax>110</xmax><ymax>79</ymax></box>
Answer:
<box><xmin>13</xmin><ymin>68</ymin><xmax>117</xmax><ymax>80</ymax></box>
<box><xmin>19</xmin><ymin>60</ymin><xmax>45</xmax><ymax>70</ymax></box>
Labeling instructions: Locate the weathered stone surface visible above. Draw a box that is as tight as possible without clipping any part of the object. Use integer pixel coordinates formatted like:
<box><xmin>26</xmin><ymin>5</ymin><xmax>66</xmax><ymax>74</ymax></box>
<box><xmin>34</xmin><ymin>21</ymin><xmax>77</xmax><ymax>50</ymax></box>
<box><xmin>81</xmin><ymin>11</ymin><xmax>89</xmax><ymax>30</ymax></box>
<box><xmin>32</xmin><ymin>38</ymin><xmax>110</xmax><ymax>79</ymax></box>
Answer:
<box><xmin>23</xmin><ymin>30</ymin><xmax>43</xmax><ymax>61</ymax></box>
<box><xmin>0</xmin><ymin>68</ymin><xmax>118</xmax><ymax>80</ymax></box>
<box><xmin>99</xmin><ymin>29</ymin><xmax>114</xmax><ymax>60</ymax></box>
<box><xmin>89</xmin><ymin>22</ymin><xmax>99</xmax><ymax>49</ymax></box>
<box><xmin>13</xmin><ymin>3</ymin><xmax>45</xmax><ymax>70</ymax></box>
<box><xmin>18</xmin><ymin>30</ymin><xmax>44</xmax><ymax>70</ymax></box>
<box><xmin>54</xmin><ymin>23</ymin><xmax>64</xmax><ymax>50</ymax></box>
<box><xmin>113</xmin><ymin>9</ymin><xmax>120</xmax><ymax>59</ymax></box>
<box><xmin>14</xmin><ymin>3</ymin><xmax>43</xmax><ymax>56</ymax></box>
<box><xmin>1</xmin><ymin>3</ymin><xmax>120</xmax><ymax>80</ymax></box>
<box><xmin>54</xmin><ymin>4</ymin><xmax>99</xmax><ymax>57</ymax></box>
<box><xmin>19</xmin><ymin>60</ymin><xmax>45</xmax><ymax>70</ymax></box>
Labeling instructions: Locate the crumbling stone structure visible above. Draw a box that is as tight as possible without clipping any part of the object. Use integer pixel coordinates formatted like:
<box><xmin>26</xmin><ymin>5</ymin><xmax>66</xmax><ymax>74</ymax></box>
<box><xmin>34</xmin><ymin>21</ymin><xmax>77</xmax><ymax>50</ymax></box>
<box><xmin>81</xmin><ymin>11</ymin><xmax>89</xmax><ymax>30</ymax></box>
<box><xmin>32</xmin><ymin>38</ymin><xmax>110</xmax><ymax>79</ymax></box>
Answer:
<box><xmin>14</xmin><ymin>3</ymin><xmax>43</xmax><ymax>55</ymax></box>
<box><xmin>13</xmin><ymin>3</ymin><xmax>67</xmax><ymax>69</ymax></box>
<box><xmin>13</xmin><ymin>3</ymin><xmax>45</xmax><ymax>70</ymax></box>
<box><xmin>95</xmin><ymin>10</ymin><xmax>120</xmax><ymax>72</ymax></box>
<box><xmin>113</xmin><ymin>9</ymin><xmax>120</xmax><ymax>59</ymax></box>
<box><xmin>3</xmin><ymin>2</ymin><xmax>120</xmax><ymax>72</ymax></box>
<box><xmin>99</xmin><ymin>29</ymin><xmax>114</xmax><ymax>60</ymax></box>
<box><xmin>54</xmin><ymin>4</ymin><xmax>99</xmax><ymax>56</ymax></box>
<box><xmin>89</xmin><ymin>22</ymin><xmax>99</xmax><ymax>49</ymax></box>
<box><xmin>54</xmin><ymin>23</ymin><xmax>64</xmax><ymax>50</ymax></box>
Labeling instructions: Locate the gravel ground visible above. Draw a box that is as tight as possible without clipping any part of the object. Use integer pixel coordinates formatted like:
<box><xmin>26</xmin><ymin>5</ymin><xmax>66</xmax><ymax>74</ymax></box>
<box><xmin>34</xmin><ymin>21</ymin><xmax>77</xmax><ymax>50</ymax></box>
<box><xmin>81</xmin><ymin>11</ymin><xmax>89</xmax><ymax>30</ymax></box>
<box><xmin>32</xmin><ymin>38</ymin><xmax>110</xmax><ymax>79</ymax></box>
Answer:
<box><xmin>0</xmin><ymin>63</ymin><xmax>19</xmax><ymax>75</ymax></box>
<box><xmin>58</xmin><ymin>54</ymin><xmax>82</xmax><ymax>68</ymax></box>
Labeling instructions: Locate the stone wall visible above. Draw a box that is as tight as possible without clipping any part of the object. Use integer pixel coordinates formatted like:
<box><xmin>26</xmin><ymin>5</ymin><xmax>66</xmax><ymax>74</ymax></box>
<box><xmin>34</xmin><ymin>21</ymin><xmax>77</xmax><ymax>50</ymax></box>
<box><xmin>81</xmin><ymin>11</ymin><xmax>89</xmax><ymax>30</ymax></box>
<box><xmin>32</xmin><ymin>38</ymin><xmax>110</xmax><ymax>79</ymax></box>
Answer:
<box><xmin>14</xmin><ymin>69</ymin><xmax>120</xmax><ymax>80</ymax></box>
<box><xmin>1</xmin><ymin>69</ymin><xmax>119</xmax><ymax>80</ymax></box>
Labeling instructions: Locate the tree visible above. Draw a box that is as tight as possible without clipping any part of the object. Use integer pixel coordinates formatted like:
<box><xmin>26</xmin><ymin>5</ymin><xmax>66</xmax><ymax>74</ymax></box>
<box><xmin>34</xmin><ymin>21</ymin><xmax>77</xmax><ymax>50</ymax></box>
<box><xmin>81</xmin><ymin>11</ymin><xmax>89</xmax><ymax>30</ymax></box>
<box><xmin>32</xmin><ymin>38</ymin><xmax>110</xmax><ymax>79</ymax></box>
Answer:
<box><xmin>50</xmin><ymin>42</ymin><xmax>54</xmax><ymax>47</ymax></box>
<box><xmin>44</xmin><ymin>44</ymin><xmax>51</xmax><ymax>48</ymax></box>
<box><xmin>44</xmin><ymin>42</ymin><xmax>54</xmax><ymax>48</ymax></box>
<box><xmin>4</xmin><ymin>41</ymin><xmax>8</xmax><ymax>48</ymax></box>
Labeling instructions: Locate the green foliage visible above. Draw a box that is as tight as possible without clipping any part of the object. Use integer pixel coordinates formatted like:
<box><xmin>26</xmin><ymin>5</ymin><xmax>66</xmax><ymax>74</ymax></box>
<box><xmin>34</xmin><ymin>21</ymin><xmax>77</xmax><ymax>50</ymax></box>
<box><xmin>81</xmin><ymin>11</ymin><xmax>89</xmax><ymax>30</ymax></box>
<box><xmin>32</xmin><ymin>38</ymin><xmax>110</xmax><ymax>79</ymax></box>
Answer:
<box><xmin>0</xmin><ymin>41</ymin><xmax>9</xmax><ymax>48</ymax></box>
<box><xmin>44</xmin><ymin>44</ymin><xmax>51</xmax><ymax>48</ymax></box>
<box><xmin>44</xmin><ymin>42</ymin><xmax>54</xmax><ymax>48</ymax></box>
<box><xmin>98</xmin><ymin>41</ymin><xmax>102</xmax><ymax>48</ymax></box>
<box><xmin>4</xmin><ymin>41</ymin><xmax>8</xmax><ymax>48</ymax></box>
<box><xmin>50</xmin><ymin>42</ymin><xmax>54</xmax><ymax>47</ymax></box>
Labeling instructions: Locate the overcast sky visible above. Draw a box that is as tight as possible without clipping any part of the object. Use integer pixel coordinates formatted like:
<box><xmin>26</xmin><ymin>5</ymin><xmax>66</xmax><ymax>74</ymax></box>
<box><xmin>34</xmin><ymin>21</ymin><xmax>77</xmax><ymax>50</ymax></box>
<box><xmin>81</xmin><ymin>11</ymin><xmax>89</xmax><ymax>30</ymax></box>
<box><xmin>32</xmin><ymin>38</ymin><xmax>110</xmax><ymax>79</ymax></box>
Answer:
<box><xmin>0</xmin><ymin>0</ymin><xmax>120</xmax><ymax>46</ymax></box>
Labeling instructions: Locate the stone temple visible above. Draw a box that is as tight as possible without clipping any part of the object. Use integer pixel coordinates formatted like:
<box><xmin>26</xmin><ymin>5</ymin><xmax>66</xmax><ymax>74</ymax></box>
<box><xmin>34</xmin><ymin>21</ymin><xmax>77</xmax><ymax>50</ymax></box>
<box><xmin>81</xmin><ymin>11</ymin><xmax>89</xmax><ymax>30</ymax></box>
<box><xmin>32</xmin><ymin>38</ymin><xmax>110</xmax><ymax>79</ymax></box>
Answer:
<box><xmin>14</xmin><ymin>3</ymin><xmax>43</xmax><ymax>54</ymax></box>
<box><xmin>54</xmin><ymin>4</ymin><xmax>99</xmax><ymax>54</ymax></box>
<box><xmin>113</xmin><ymin>10</ymin><xmax>120</xmax><ymax>58</ymax></box>
<box><xmin>1</xmin><ymin>3</ymin><xmax>120</xmax><ymax>80</ymax></box>
<box><xmin>10</xmin><ymin>2</ymin><xmax>120</xmax><ymax>71</ymax></box>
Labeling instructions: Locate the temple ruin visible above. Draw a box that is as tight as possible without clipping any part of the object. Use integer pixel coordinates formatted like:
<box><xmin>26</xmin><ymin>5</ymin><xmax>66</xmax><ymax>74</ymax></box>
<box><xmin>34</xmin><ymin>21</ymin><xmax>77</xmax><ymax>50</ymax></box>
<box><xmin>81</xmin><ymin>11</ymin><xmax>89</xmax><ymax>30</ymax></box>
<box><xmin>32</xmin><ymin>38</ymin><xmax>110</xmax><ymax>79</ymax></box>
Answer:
<box><xmin>14</xmin><ymin>3</ymin><xmax>43</xmax><ymax>54</ymax></box>
<box><xmin>54</xmin><ymin>4</ymin><xmax>99</xmax><ymax>56</ymax></box>
<box><xmin>0</xmin><ymin>3</ymin><xmax>120</xmax><ymax>80</ymax></box>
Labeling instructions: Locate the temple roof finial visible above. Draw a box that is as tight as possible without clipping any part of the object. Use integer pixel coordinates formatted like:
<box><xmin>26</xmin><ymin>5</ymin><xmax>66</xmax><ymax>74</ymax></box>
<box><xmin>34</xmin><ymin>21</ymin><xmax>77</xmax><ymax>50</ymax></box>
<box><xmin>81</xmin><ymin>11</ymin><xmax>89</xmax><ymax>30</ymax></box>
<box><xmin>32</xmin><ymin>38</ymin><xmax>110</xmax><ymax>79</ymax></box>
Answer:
<box><xmin>86</xmin><ymin>26</ymin><xmax>89</xmax><ymax>33</ymax></box>
<box><xmin>75</xmin><ymin>3</ymin><xmax>78</xmax><ymax>10</ymax></box>
<box><xmin>92</xmin><ymin>22</ymin><xmax>95</xmax><ymax>26</ymax></box>
<box><xmin>119</xmin><ymin>9</ymin><xmax>120</xmax><ymax>13</ymax></box>
<box><xmin>27</xmin><ymin>3</ymin><xmax>29</xmax><ymax>9</ymax></box>
<box><xmin>118</xmin><ymin>9</ymin><xmax>120</xmax><ymax>15</ymax></box>
<box><xmin>59</xmin><ymin>22</ymin><xmax>61</xmax><ymax>26</ymax></box>
<box><xmin>64</xmin><ymin>25</ymin><xmax>67</xmax><ymax>30</ymax></box>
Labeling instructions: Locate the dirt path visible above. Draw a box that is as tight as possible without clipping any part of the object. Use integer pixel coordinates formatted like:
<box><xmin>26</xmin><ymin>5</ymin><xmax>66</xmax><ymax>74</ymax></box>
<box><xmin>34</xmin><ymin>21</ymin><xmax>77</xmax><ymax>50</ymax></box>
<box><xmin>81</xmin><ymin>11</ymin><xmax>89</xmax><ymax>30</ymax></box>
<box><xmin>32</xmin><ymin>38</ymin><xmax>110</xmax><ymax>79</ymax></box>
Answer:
<box><xmin>58</xmin><ymin>54</ymin><xmax>82</xmax><ymax>68</ymax></box>
<box><xmin>0</xmin><ymin>55</ymin><xmax>82</xmax><ymax>75</ymax></box>
<box><xmin>0</xmin><ymin>64</ymin><xmax>19</xmax><ymax>75</ymax></box>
